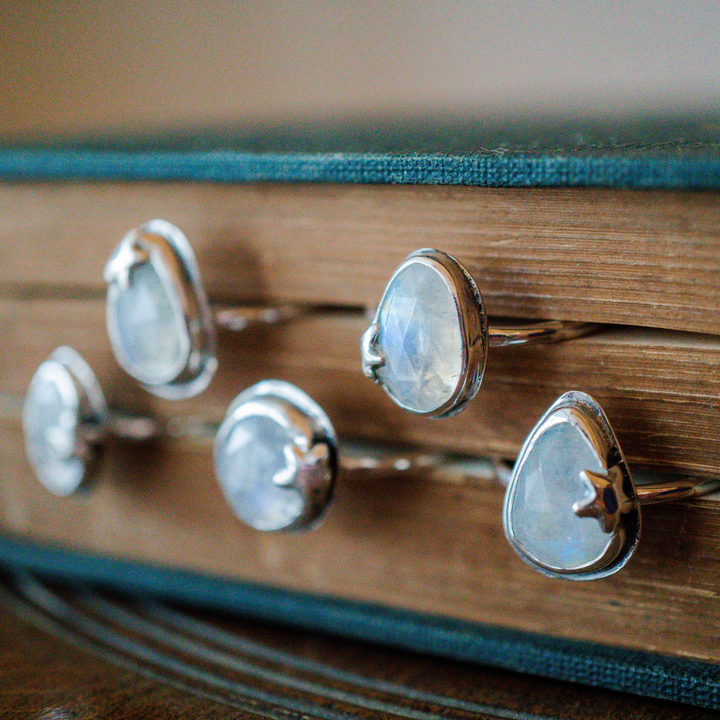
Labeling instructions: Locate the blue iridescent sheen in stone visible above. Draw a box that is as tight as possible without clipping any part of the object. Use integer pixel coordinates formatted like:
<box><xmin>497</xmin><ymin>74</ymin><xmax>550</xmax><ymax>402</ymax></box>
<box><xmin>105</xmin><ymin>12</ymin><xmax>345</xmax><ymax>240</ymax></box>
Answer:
<box><xmin>214</xmin><ymin>413</ymin><xmax>305</xmax><ymax>532</ymax></box>
<box><xmin>23</xmin><ymin>361</ymin><xmax>85</xmax><ymax>496</ymax></box>
<box><xmin>507</xmin><ymin>415</ymin><xmax>613</xmax><ymax>571</ymax></box>
<box><xmin>375</xmin><ymin>261</ymin><xmax>463</xmax><ymax>414</ymax></box>
<box><xmin>110</xmin><ymin>261</ymin><xmax>185</xmax><ymax>384</ymax></box>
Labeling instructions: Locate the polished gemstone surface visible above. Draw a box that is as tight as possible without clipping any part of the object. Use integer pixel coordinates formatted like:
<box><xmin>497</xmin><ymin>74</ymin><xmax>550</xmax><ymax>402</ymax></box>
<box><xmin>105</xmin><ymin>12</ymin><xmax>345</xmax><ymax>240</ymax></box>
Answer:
<box><xmin>375</xmin><ymin>260</ymin><xmax>463</xmax><ymax>414</ymax></box>
<box><xmin>214</xmin><ymin>412</ymin><xmax>307</xmax><ymax>532</ymax></box>
<box><xmin>23</xmin><ymin>361</ymin><xmax>85</xmax><ymax>496</ymax></box>
<box><xmin>109</xmin><ymin>261</ymin><xmax>186</xmax><ymax>385</ymax></box>
<box><xmin>506</xmin><ymin>414</ymin><xmax>613</xmax><ymax>571</ymax></box>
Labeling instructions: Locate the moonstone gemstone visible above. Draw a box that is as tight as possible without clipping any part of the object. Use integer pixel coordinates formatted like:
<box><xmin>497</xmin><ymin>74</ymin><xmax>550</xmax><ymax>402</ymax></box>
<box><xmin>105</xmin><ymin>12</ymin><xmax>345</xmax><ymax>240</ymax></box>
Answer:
<box><xmin>375</xmin><ymin>260</ymin><xmax>463</xmax><ymax>413</ymax></box>
<box><xmin>23</xmin><ymin>362</ymin><xmax>85</xmax><ymax>496</ymax></box>
<box><xmin>110</xmin><ymin>261</ymin><xmax>186</xmax><ymax>384</ymax></box>
<box><xmin>506</xmin><ymin>415</ymin><xmax>613</xmax><ymax>571</ymax></box>
<box><xmin>214</xmin><ymin>413</ymin><xmax>306</xmax><ymax>532</ymax></box>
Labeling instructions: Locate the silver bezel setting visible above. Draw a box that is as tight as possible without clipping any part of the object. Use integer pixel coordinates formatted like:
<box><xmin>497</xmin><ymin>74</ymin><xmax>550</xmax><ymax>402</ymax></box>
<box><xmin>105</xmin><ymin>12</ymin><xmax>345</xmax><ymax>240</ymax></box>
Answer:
<box><xmin>22</xmin><ymin>346</ymin><xmax>109</xmax><ymax>496</ymax></box>
<box><xmin>503</xmin><ymin>391</ymin><xmax>640</xmax><ymax>581</ymax></box>
<box><xmin>361</xmin><ymin>248</ymin><xmax>489</xmax><ymax>418</ymax></box>
<box><xmin>105</xmin><ymin>219</ymin><xmax>217</xmax><ymax>400</ymax></box>
<box><xmin>213</xmin><ymin>380</ymin><xmax>339</xmax><ymax>533</ymax></box>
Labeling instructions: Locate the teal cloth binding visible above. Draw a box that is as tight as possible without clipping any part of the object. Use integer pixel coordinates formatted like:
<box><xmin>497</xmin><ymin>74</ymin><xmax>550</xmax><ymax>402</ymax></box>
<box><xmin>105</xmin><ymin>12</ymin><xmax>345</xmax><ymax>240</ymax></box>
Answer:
<box><xmin>0</xmin><ymin>536</ymin><xmax>718</xmax><ymax>710</ymax></box>
<box><xmin>2</xmin><ymin>115</ymin><xmax>719</xmax><ymax>188</ymax></box>
<box><xmin>1</xmin><ymin>149</ymin><xmax>719</xmax><ymax>189</ymax></box>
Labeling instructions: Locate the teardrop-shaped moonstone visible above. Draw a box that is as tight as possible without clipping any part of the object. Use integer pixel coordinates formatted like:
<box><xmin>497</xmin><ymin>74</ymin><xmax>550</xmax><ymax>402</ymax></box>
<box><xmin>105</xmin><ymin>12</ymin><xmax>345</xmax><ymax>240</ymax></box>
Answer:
<box><xmin>23</xmin><ymin>362</ymin><xmax>85</xmax><ymax>496</ymax></box>
<box><xmin>374</xmin><ymin>260</ymin><xmax>463</xmax><ymax>414</ymax></box>
<box><xmin>110</xmin><ymin>261</ymin><xmax>186</xmax><ymax>384</ymax></box>
<box><xmin>506</xmin><ymin>412</ymin><xmax>614</xmax><ymax>572</ymax></box>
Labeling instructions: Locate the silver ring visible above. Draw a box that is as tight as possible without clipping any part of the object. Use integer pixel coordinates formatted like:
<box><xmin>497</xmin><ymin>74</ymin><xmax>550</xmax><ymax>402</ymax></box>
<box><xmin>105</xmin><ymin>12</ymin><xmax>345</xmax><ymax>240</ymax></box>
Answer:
<box><xmin>503</xmin><ymin>391</ymin><xmax>720</xmax><ymax>580</ymax></box>
<box><xmin>211</xmin><ymin>380</ymin><xmax>490</xmax><ymax>533</ymax></box>
<box><xmin>22</xmin><ymin>347</ymin><xmax>158</xmax><ymax>496</ymax></box>
<box><xmin>213</xmin><ymin>381</ymin><xmax>339</xmax><ymax>533</ymax></box>
<box><xmin>23</xmin><ymin>347</ymin><xmax>109</xmax><ymax>496</ymax></box>
<box><xmin>105</xmin><ymin>220</ymin><xmax>305</xmax><ymax>400</ymax></box>
<box><xmin>105</xmin><ymin>220</ymin><xmax>217</xmax><ymax>400</ymax></box>
<box><xmin>361</xmin><ymin>248</ymin><xmax>596</xmax><ymax>418</ymax></box>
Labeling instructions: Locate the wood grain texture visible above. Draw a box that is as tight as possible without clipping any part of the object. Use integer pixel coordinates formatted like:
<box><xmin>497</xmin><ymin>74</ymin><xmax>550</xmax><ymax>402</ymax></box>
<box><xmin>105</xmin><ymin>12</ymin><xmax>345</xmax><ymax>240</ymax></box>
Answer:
<box><xmin>2</xmin><ymin>413</ymin><xmax>720</xmax><ymax>667</ymax></box>
<box><xmin>2</xmin><ymin>299</ymin><xmax>720</xmax><ymax>664</ymax></box>
<box><xmin>1</xmin><ymin>298</ymin><xmax>719</xmax><ymax>475</ymax></box>
<box><xmin>1</xmin><ymin>573</ymin><xmax>711</xmax><ymax>719</ymax></box>
<box><xmin>2</xmin><ymin>181</ymin><xmax>720</xmax><ymax>679</ymax></box>
<box><xmin>1</xmin><ymin>182</ymin><xmax>719</xmax><ymax>333</ymax></box>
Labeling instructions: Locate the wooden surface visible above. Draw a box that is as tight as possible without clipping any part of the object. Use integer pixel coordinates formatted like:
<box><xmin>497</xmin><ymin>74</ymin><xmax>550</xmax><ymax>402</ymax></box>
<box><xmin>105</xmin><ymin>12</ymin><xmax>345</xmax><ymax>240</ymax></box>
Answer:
<box><xmin>2</xmin><ymin>1</ymin><xmax>719</xmax><ymax>141</ymax></box>
<box><xmin>1</xmin><ymin>181</ymin><xmax>720</xmax><ymax>671</ymax></box>
<box><xmin>1</xmin><ymin>572</ymin><xmax>711</xmax><ymax>720</ymax></box>
<box><xmin>2</xmin><ymin>299</ymin><xmax>720</xmax><ymax>476</ymax></box>
<box><xmin>3</xmin><ymin>411</ymin><xmax>720</xmax><ymax>665</ymax></box>
<box><xmin>1</xmin><ymin>183</ymin><xmax>719</xmax><ymax>334</ymax></box>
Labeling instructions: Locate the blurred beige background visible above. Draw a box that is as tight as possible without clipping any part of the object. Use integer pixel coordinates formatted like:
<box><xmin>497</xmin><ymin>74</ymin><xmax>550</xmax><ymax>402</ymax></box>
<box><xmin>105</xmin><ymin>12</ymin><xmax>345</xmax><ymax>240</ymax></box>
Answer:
<box><xmin>1</xmin><ymin>0</ymin><xmax>719</xmax><ymax>141</ymax></box>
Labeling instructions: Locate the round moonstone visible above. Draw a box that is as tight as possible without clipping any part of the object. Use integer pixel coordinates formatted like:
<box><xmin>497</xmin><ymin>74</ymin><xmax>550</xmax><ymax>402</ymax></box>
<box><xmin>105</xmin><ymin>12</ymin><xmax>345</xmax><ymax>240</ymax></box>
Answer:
<box><xmin>109</xmin><ymin>261</ymin><xmax>187</xmax><ymax>385</ymax></box>
<box><xmin>214</xmin><ymin>411</ymin><xmax>308</xmax><ymax>532</ymax></box>
<box><xmin>506</xmin><ymin>414</ymin><xmax>613</xmax><ymax>571</ymax></box>
<box><xmin>23</xmin><ymin>361</ymin><xmax>86</xmax><ymax>496</ymax></box>
<box><xmin>375</xmin><ymin>260</ymin><xmax>463</xmax><ymax>414</ymax></box>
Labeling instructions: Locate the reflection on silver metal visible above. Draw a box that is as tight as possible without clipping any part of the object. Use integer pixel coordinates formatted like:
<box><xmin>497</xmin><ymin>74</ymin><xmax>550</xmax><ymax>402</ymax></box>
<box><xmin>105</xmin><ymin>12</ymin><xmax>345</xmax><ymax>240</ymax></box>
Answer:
<box><xmin>22</xmin><ymin>347</ymin><xmax>109</xmax><ymax>496</ymax></box>
<box><xmin>214</xmin><ymin>305</ymin><xmax>304</xmax><ymax>332</ymax></box>
<box><xmin>503</xmin><ymin>391</ymin><xmax>720</xmax><ymax>580</ymax></box>
<box><xmin>361</xmin><ymin>248</ymin><xmax>596</xmax><ymax>418</ymax></box>
<box><xmin>105</xmin><ymin>220</ymin><xmax>217</xmax><ymax>400</ymax></box>
<box><xmin>213</xmin><ymin>381</ymin><xmax>339</xmax><ymax>533</ymax></box>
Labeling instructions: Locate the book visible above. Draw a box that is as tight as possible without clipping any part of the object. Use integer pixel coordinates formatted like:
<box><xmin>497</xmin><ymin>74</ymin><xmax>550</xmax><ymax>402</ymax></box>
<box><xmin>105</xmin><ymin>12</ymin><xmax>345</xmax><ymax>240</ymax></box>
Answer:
<box><xmin>1</xmin><ymin>123</ymin><xmax>720</xmax><ymax>708</ymax></box>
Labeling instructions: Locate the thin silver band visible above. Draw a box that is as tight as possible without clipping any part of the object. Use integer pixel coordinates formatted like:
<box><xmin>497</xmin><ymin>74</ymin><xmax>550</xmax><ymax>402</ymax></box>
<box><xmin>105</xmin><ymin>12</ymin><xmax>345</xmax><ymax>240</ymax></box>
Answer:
<box><xmin>488</xmin><ymin>320</ymin><xmax>599</xmax><ymax>347</ymax></box>
<box><xmin>635</xmin><ymin>477</ymin><xmax>720</xmax><ymax>504</ymax></box>
<box><xmin>100</xmin><ymin>410</ymin><xmax>720</xmax><ymax>504</ymax></box>
<box><xmin>215</xmin><ymin>306</ymin><xmax>598</xmax><ymax>346</ymax></box>
<box><xmin>106</xmin><ymin>412</ymin><xmax>164</xmax><ymax>442</ymax></box>
<box><xmin>213</xmin><ymin>305</ymin><xmax>306</xmax><ymax>332</ymax></box>
<box><xmin>94</xmin><ymin>408</ymin><xmax>501</xmax><ymax>484</ymax></box>
<box><xmin>492</xmin><ymin>456</ymin><xmax>720</xmax><ymax>504</ymax></box>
